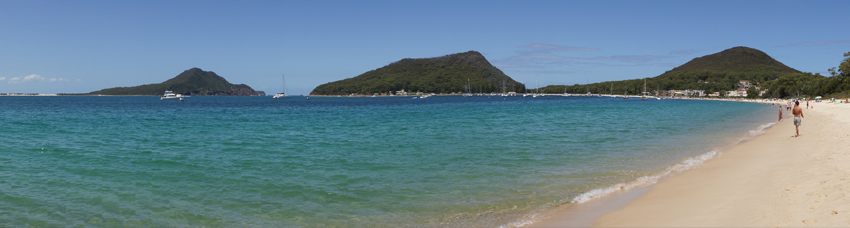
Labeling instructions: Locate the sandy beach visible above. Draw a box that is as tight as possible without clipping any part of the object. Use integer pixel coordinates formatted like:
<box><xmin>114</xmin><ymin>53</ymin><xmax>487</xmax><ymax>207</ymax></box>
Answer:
<box><xmin>533</xmin><ymin>101</ymin><xmax>850</xmax><ymax>227</ymax></box>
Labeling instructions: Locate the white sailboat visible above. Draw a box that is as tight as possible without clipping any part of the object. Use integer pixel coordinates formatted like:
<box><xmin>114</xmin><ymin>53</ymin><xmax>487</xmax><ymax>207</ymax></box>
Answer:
<box><xmin>656</xmin><ymin>85</ymin><xmax>662</xmax><ymax>100</ymax></box>
<box><xmin>463</xmin><ymin>78</ymin><xmax>472</xmax><ymax>97</ymax></box>
<box><xmin>623</xmin><ymin>85</ymin><xmax>629</xmax><ymax>99</ymax></box>
<box><xmin>533</xmin><ymin>75</ymin><xmax>539</xmax><ymax>98</ymax></box>
<box><xmin>273</xmin><ymin>73</ymin><xmax>286</xmax><ymax>98</ymax></box>
<box><xmin>523</xmin><ymin>81</ymin><xmax>528</xmax><ymax>97</ymax></box>
<box><xmin>641</xmin><ymin>78</ymin><xmax>649</xmax><ymax>100</ymax></box>
<box><xmin>499</xmin><ymin>80</ymin><xmax>504</xmax><ymax>96</ymax></box>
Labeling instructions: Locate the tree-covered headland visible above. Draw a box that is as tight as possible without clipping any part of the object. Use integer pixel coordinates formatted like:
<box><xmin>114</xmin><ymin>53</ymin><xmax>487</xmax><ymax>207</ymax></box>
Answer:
<box><xmin>89</xmin><ymin>68</ymin><xmax>258</xmax><ymax>96</ymax></box>
<box><xmin>542</xmin><ymin>47</ymin><xmax>850</xmax><ymax>99</ymax></box>
<box><xmin>307</xmin><ymin>47</ymin><xmax>850</xmax><ymax>99</ymax></box>
<box><xmin>310</xmin><ymin>51</ymin><xmax>525</xmax><ymax>95</ymax></box>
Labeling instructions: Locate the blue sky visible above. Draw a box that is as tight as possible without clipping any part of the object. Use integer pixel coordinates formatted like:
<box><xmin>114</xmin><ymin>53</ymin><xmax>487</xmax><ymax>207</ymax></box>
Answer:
<box><xmin>2</xmin><ymin>0</ymin><xmax>849</xmax><ymax>95</ymax></box>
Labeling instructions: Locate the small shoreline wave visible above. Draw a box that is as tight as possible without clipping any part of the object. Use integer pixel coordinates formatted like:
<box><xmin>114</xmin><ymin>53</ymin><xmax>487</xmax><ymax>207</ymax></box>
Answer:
<box><xmin>569</xmin><ymin>149</ymin><xmax>718</xmax><ymax>204</ymax></box>
<box><xmin>507</xmin><ymin>121</ymin><xmax>778</xmax><ymax>228</ymax></box>
<box><xmin>747</xmin><ymin>122</ymin><xmax>776</xmax><ymax>137</ymax></box>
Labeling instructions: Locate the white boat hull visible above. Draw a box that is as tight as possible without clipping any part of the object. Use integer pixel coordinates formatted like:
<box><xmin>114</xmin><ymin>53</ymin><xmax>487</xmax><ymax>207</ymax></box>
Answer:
<box><xmin>160</xmin><ymin>90</ymin><xmax>187</xmax><ymax>100</ymax></box>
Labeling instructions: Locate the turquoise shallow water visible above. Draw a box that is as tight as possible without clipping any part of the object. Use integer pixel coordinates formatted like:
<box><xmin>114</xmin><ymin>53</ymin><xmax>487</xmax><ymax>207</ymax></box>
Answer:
<box><xmin>0</xmin><ymin>96</ymin><xmax>774</xmax><ymax>227</ymax></box>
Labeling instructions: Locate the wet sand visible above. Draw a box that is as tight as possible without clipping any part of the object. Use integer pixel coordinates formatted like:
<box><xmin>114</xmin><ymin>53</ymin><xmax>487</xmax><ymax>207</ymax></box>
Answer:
<box><xmin>532</xmin><ymin>101</ymin><xmax>850</xmax><ymax>227</ymax></box>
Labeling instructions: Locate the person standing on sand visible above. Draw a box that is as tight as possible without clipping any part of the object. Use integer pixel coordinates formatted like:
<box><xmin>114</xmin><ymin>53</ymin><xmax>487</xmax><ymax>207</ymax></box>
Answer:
<box><xmin>778</xmin><ymin>106</ymin><xmax>783</xmax><ymax>122</ymax></box>
<box><xmin>792</xmin><ymin>101</ymin><xmax>804</xmax><ymax>137</ymax></box>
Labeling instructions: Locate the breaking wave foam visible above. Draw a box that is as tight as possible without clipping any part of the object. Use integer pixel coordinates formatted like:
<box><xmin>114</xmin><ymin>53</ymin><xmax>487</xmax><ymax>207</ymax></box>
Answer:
<box><xmin>506</xmin><ymin>150</ymin><xmax>722</xmax><ymax>227</ymax></box>
<box><xmin>569</xmin><ymin>150</ymin><xmax>718</xmax><ymax>204</ymax></box>
<box><xmin>748</xmin><ymin>122</ymin><xmax>776</xmax><ymax>137</ymax></box>
<box><xmin>570</xmin><ymin>122</ymin><xmax>776</xmax><ymax>205</ymax></box>
<box><xmin>509</xmin><ymin>121</ymin><xmax>778</xmax><ymax>227</ymax></box>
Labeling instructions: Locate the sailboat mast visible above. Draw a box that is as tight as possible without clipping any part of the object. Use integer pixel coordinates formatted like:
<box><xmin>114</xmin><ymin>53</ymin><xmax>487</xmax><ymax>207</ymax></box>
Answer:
<box><xmin>465</xmin><ymin>78</ymin><xmax>471</xmax><ymax>95</ymax></box>
<box><xmin>502</xmin><ymin>80</ymin><xmax>506</xmax><ymax>94</ymax></box>
<box><xmin>282</xmin><ymin>73</ymin><xmax>287</xmax><ymax>95</ymax></box>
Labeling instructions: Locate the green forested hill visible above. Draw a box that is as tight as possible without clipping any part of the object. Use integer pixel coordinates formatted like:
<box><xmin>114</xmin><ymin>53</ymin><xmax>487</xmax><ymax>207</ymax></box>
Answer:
<box><xmin>310</xmin><ymin>51</ymin><xmax>525</xmax><ymax>95</ymax></box>
<box><xmin>653</xmin><ymin>46</ymin><xmax>800</xmax><ymax>91</ymax></box>
<box><xmin>542</xmin><ymin>46</ymin><xmax>802</xmax><ymax>95</ymax></box>
<box><xmin>89</xmin><ymin>68</ymin><xmax>258</xmax><ymax>96</ymax></box>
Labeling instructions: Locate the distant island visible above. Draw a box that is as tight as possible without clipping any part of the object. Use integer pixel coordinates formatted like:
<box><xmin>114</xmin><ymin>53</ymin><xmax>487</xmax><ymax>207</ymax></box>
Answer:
<box><xmin>89</xmin><ymin>68</ymin><xmax>258</xmax><ymax>96</ymax></box>
<box><xmin>310</xmin><ymin>51</ymin><xmax>524</xmax><ymax>96</ymax></box>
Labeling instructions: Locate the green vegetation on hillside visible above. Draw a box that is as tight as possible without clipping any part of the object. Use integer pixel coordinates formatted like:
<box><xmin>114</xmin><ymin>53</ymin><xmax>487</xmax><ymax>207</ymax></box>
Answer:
<box><xmin>89</xmin><ymin>68</ymin><xmax>257</xmax><ymax>96</ymax></box>
<box><xmin>653</xmin><ymin>46</ymin><xmax>799</xmax><ymax>92</ymax></box>
<box><xmin>760</xmin><ymin>51</ymin><xmax>850</xmax><ymax>98</ymax></box>
<box><xmin>542</xmin><ymin>47</ymin><xmax>802</xmax><ymax>96</ymax></box>
<box><xmin>310</xmin><ymin>51</ymin><xmax>525</xmax><ymax>95</ymax></box>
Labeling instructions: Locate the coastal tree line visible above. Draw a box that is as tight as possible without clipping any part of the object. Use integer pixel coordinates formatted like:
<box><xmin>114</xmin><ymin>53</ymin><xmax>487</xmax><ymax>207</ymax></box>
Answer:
<box><xmin>542</xmin><ymin>46</ymin><xmax>804</xmax><ymax>97</ymax></box>
<box><xmin>541</xmin><ymin>69</ymin><xmax>799</xmax><ymax>96</ymax></box>
<box><xmin>757</xmin><ymin>51</ymin><xmax>850</xmax><ymax>99</ymax></box>
<box><xmin>309</xmin><ymin>47</ymin><xmax>850</xmax><ymax>98</ymax></box>
<box><xmin>545</xmin><ymin>50</ymin><xmax>850</xmax><ymax>99</ymax></box>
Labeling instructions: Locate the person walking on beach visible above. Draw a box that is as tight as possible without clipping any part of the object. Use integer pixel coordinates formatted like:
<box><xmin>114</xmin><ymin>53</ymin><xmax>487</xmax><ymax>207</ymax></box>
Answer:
<box><xmin>778</xmin><ymin>106</ymin><xmax>783</xmax><ymax>122</ymax></box>
<box><xmin>792</xmin><ymin>101</ymin><xmax>804</xmax><ymax>137</ymax></box>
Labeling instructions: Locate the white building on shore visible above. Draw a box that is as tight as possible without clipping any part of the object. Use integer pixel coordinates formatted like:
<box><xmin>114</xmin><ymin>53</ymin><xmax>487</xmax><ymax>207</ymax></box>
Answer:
<box><xmin>726</xmin><ymin>89</ymin><xmax>748</xmax><ymax>97</ymax></box>
<box><xmin>669</xmin><ymin>90</ymin><xmax>705</xmax><ymax>97</ymax></box>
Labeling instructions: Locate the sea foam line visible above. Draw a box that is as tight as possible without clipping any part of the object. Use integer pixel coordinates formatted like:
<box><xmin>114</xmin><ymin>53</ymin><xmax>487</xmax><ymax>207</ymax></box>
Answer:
<box><xmin>502</xmin><ymin>151</ymin><xmax>721</xmax><ymax>228</ymax></box>
<box><xmin>572</xmin><ymin>121</ymin><xmax>777</xmax><ymax>204</ymax></box>
<box><xmin>748</xmin><ymin>122</ymin><xmax>776</xmax><ymax>137</ymax></box>
<box><xmin>508</xmin><ymin>121</ymin><xmax>779</xmax><ymax>228</ymax></box>
<box><xmin>569</xmin><ymin>149</ymin><xmax>718</xmax><ymax>204</ymax></box>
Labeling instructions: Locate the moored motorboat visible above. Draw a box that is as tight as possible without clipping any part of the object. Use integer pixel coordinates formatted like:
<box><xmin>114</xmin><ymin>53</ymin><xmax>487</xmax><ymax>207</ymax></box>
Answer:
<box><xmin>160</xmin><ymin>90</ymin><xmax>187</xmax><ymax>100</ymax></box>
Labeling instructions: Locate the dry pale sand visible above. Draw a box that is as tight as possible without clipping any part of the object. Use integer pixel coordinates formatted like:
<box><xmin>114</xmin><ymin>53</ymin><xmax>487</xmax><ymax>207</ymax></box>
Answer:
<box><xmin>532</xmin><ymin>101</ymin><xmax>850</xmax><ymax>227</ymax></box>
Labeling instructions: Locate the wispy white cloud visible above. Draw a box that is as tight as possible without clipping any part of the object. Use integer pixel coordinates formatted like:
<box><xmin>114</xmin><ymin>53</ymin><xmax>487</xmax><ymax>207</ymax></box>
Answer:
<box><xmin>4</xmin><ymin>74</ymin><xmax>72</xmax><ymax>84</ymax></box>
<box><xmin>515</xmin><ymin>55</ymin><xmax>566</xmax><ymax>60</ymax></box>
<box><xmin>7</xmin><ymin>74</ymin><xmax>45</xmax><ymax>84</ymax></box>
<box><xmin>494</xmin><ymin>52</ymin><xmax>674</xmax><ymax>69</ymax></box>
<box><xmin>592</xmin><ymin>55</ymin><xmax>671</xmax><ymax>63</ymax></box>
<box><xmin>518</xmin><ymin>43</ymin><xmax>601</xmax><ymax>54</ymax></box>
<box><xmin>777</xmin><ymin>40</ymin><xmax>850</xmax><ymax>47</ymax></box>
<box><xmin>491</xmin><ymin>43</ymin><xmax>686</xmax><ymax>82</ymax></box>
<box><xmin>669</xmin><ymin>49</ymin><xmax>699</xmax><ymax>55</ymax></box>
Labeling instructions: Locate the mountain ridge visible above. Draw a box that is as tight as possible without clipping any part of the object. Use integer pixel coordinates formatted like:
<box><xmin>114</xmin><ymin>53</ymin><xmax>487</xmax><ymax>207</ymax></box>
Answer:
<box><xmin>89</xmin><ymin>68</ymin><xmax>258</xmax><ymax>96</ymax></box>
<box><xmin>543</xmin><ymin>46</ymin><xmax>801</xmax><ymax>95</ymax></box>
<box><xmin>664</xmin><ymin>46</ymin><xmax>799</xmax><ymax>74</ymax></box>
<box><xmin>310</xmin><ymin>51</ymin><xmax>525</xmax><ymax>95</ymax></box>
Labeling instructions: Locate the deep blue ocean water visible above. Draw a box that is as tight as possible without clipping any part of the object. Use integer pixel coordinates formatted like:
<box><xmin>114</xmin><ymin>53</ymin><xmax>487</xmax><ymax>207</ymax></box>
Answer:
<box><xmin>0</xmin><ymin>95</ymin><xmax>775</xmax><ymax>227</ymax></box>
